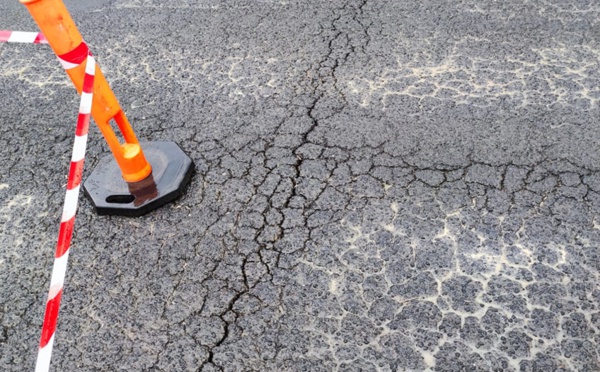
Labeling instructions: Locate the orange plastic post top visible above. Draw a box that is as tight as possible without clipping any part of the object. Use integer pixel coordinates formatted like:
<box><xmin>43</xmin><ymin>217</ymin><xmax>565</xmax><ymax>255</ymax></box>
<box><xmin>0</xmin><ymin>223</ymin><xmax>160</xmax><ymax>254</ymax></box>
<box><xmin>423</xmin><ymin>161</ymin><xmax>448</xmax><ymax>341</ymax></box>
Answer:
<box><xmin>20</xmin><ymin>0</ymin><xmax>152</xmax><ymax>183</ymax></box>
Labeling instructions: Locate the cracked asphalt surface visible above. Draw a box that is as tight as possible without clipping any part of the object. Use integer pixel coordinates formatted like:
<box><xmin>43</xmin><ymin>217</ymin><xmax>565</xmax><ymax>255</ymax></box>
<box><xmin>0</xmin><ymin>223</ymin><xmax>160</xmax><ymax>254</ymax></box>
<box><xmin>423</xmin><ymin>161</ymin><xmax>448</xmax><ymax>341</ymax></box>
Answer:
<box><xmin>2</xmin><ymin>0</ymin><xmax>600</xmax><ymax>370</ymax></box>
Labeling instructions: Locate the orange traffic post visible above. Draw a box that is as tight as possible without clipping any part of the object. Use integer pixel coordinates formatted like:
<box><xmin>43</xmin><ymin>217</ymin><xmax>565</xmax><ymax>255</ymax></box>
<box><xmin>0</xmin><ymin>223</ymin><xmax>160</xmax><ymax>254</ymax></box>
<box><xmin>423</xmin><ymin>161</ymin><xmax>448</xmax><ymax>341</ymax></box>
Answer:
<box><xmin>21</xmin><ymin>0</ymin><xmax>194</xmax><ymax>216</ymax></box>
<box><xmin>21</xmin><ymin>0</ymin><xmax>151</xmax><ymax>183</ymax></box>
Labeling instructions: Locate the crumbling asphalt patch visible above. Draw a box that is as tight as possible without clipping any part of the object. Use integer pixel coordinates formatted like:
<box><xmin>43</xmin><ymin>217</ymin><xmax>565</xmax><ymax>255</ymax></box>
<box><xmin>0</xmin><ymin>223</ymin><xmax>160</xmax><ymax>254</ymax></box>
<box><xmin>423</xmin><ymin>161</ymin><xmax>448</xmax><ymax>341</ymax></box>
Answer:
<box><xmin>1</xmin><ymin>0</ymin><xmax>600</xmax><ymax>370</ymax></box>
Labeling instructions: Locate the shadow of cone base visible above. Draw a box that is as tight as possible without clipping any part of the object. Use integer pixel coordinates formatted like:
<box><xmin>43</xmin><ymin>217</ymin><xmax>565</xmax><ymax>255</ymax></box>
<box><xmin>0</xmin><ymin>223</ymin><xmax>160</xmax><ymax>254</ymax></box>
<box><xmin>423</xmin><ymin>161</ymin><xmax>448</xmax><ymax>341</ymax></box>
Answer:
<box><xmin>83</xmin><ymin>141</ymin><xmax>194</xmax><ymax>217</ymax></box>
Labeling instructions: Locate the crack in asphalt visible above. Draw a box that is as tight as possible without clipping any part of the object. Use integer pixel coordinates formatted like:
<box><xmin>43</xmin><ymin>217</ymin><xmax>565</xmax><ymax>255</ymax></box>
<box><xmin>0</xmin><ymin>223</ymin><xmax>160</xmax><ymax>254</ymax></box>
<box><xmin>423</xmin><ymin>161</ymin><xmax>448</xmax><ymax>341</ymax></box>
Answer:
<box><xmin>197</xmin><ymin>2</ymin><xmax>373</xmax><ymax>369</ymax></box>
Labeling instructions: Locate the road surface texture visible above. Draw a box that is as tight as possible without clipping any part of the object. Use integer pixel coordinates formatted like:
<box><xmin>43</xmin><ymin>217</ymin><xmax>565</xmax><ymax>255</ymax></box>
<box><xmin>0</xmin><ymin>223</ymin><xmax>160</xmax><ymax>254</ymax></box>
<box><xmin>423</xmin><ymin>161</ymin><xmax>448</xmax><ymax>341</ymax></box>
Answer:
<box><xmin>1</xmin><ymin>0</ymin><xmax>600</xmax><ymax>371</ymax></box>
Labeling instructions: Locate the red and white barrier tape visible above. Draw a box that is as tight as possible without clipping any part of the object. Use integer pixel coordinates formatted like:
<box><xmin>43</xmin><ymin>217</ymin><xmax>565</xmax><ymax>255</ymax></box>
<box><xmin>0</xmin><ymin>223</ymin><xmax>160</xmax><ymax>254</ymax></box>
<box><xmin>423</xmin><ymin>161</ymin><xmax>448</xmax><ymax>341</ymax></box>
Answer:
<box><xmin>35</xmin><ymin>43</ymin><xmax>94</xmax><ymax>372</ymax></box>
<box><xmin>3</xmin><ymin>33</ymin><xmax>95</xmax><ymax>370</ymax></box>
<box><xmin>3</xmin><ymin>32</ymin><xmax>99</xmax><ymax>370</ymax></box>
<box><xmin>0</xmin><ymin>30</ymin><xmax>47</xmax><ymax>43</ymax></box>
<box><xmin>56</xmin><ymin>41</ymin><xmax>90</xmax><ymax>70</ymax></box>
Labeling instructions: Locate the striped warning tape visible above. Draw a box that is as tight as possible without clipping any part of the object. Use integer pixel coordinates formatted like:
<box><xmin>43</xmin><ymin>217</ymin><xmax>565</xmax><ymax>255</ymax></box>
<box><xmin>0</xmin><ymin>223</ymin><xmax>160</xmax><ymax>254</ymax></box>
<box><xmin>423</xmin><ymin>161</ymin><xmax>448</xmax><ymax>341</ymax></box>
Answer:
<box><xmin>0</xmin><ymin>30</ymin><xmax>47</xmax><ymax>43</ymax></box>
<box><xmin>35</xmin><ymin>42</ymin><xmax>94</xmax><ymax>372</ymax></box>
<box><xmin>2</xmin><ymin>32</ymin><xmax>95</xmax><ymax>370</ymax></box>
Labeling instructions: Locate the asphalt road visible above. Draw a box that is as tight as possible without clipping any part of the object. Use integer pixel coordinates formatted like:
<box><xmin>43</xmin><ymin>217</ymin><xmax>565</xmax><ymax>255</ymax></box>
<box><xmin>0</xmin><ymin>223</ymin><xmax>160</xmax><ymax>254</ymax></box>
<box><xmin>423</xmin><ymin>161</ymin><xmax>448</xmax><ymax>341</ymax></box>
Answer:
<box><xmin>1</xmin><ymin>0</ymin><xmax>600</xmax><ymax>371</ymax></box>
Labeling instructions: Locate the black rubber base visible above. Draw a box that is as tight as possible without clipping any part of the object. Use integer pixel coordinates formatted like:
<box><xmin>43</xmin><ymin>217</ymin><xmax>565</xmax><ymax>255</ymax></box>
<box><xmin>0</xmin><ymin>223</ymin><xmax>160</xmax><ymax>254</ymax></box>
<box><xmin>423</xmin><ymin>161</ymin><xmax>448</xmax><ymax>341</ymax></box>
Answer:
<box><xmin>83</xmin><ymin>141</ymin><xmax>194</xmax><ymax>217</ymax></box>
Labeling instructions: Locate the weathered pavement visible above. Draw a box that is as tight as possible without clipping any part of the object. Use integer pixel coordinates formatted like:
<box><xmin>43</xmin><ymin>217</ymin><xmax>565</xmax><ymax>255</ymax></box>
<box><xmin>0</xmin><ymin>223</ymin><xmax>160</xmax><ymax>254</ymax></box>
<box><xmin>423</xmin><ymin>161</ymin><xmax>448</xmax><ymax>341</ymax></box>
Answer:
<box><xmin>1</xmin><ymin>0</ymin><xmax>600</xmax><ymax>370</ymax></box>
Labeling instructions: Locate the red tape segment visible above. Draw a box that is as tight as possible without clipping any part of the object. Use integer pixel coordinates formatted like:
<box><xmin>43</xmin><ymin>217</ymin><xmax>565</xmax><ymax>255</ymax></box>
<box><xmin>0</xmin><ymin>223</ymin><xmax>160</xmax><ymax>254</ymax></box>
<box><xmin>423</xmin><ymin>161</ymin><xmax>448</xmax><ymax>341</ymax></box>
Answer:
<box><xmin>3</xmin><ymin>28</ymin><xmax>95</xmax><ymax>372</ymax></box>
<box><xmin>0</xmin><ymin>30</ymin><xmax>47</xmax><ymax>43</ymax></box>
<box><xmin>35</xmin><ymin>53</ymin><xmax>96</xmax><ymax>372</ymax></box>
<box><xmin>57</xmin><ymin>41</ymin><xmax>90</xmax><ymax>70</ymax></box>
